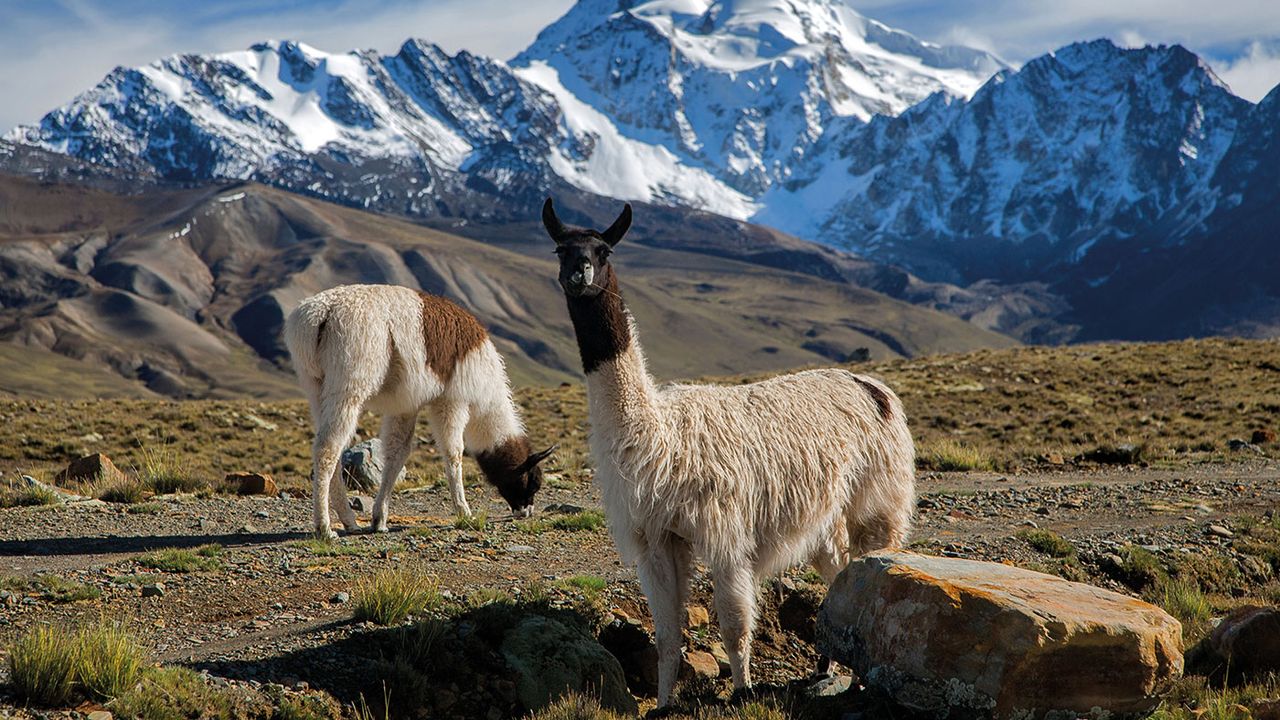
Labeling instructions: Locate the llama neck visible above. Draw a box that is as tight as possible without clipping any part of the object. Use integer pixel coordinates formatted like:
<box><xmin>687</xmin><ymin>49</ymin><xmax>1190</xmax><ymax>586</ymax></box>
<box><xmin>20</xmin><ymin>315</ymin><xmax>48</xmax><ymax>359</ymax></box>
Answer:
<box><xmin>566</xmin><ymin>268</ymin><xmax>659</xmax><ymax>428</ymax></box>
<box><xmin>466</xmin><ymin>396</ymin><xmax>525</xmax><ymax>454</ymax></box>
<box><xmin>459</xmin><ymin>349</ymin><xmax>526</xmax><ymax>454</ymax></box>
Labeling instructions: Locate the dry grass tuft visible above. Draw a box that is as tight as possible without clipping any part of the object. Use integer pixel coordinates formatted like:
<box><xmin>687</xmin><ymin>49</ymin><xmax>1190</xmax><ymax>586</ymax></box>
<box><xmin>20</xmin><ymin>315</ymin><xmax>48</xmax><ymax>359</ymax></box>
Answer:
<box><xmin>352</xmin><ymin>569</ymin><xmax>441</xmax><ymax>625</ymax></box>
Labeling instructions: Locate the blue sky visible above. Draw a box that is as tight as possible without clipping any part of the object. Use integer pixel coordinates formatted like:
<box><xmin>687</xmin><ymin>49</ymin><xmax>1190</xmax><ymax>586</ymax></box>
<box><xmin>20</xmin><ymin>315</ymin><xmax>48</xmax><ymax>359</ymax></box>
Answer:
<box><xmin>1</xmin><ymin>0</ymin><xmax>1278</xmax><ymax>131</ymax></box>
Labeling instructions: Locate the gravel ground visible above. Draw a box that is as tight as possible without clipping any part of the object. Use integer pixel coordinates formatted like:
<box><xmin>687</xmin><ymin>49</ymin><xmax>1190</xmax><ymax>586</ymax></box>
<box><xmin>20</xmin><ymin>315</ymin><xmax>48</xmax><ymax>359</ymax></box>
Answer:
<box><xmin>0</xmin><ymin>459</ymin><xmax>1276</xmax><ymax>715</ymax></box>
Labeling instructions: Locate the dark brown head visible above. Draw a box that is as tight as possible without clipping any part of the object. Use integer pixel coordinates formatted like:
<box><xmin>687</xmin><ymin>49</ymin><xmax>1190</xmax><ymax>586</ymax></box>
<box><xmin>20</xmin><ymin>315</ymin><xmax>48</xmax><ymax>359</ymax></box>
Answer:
<box><xmin>542</xmin><ymin>198</ymin><xmax>632</xmax><ymax>299</ymax></box>
<box><xmin>475</xmin><ymin>439</ymin><xmax>556</xmax><ymax>517</ymax></box>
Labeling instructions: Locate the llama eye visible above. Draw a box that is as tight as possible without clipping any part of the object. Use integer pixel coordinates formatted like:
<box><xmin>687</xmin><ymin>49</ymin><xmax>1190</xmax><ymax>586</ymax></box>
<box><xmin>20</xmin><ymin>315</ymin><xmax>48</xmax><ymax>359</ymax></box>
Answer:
<box><xmin>599</xmin><ymin>247</ymin><xmax>612</xmax><ymax>260</ymax></box>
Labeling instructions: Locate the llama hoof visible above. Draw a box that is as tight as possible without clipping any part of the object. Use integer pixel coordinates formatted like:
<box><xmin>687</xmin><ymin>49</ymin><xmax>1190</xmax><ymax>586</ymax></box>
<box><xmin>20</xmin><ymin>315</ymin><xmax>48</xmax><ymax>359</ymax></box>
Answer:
<box><xmin>369</xmin><ymin>519</ymin><xmax>389</xmax><ymax>533</ymax></box>
<box><xmin>314</xmin><ymin>528</ymin><xmax>338</xmax><ymax>541</ymax></box>
<box><xmin>644</xmin><ymin>706</ymin><xmax>678</xmax><ymax>719</ymax></box>
<box><xmin>729</xmin><ymin>686</ymin><xmax>759</xmax><ymax>705</ymax></box>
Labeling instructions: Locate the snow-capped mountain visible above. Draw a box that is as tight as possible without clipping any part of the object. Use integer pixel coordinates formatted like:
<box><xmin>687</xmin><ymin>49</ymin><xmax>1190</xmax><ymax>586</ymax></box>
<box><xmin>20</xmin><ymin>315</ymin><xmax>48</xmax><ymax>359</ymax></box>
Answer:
<box><xmin>7</xmin><ymin>0</ymin><xmax>1003</xmax><ymax>221</ymax></box>
<box><xmin>759</xmin><ymin>39</ymin><xmax>1254</xmax><ymax>283</ymax></box>
<box><xmin>8</xmin><ymin>39</ymin><xmax>576</xmax><ymax>217</ymax></box>
<box><xmin>513</xmin><ymin>0</ymin><xmax>1005</xmax><ymax>197</ymax></box>
<box><xmin>8</xmin><ymin>2</ymin><xmax>1280</xmax><ymax>342</ymax></box>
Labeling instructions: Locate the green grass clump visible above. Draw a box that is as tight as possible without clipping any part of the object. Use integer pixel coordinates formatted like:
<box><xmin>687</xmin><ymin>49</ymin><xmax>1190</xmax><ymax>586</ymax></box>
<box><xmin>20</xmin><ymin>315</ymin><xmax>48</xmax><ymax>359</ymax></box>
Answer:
<box><xmin>352</xmin><ymin>569</ymin><xmax>441</xmax><ymax>625</ymax></box>
<box><xmin>0</xmin><ymin>483</ymin><xmax>62</xmax><ymax>508</ymax></box>
<box><xmin>1157</xmin><ymin>579</ymin><xmax>1212</xmax><ymax>630</ymax></box>
<box><xmin>916</xmin><ymin>439</ymin><xmax>995</xmax><ymax>472</ymax></box>
<box><xmin>1114</xmin><ymin>545</ymin><xmax>1169</xmax><ymax>591</ymax></box>
<box><xmin>548</xmin><ymin>510</ymin><xmax>606</xmax><ymax>532</ymax></box>
<box><xmin>523</xmin><ymin>693</ymin><xmax>627</xmax><ymax>720</ymax></box>
<box><xmin>37</xmin><ymin>575</ymin><xmax>102</xmax><ymax>603</ymax></box>
<box><xmin>1018</xmin><ymin>529</ymin><xmax>1075</xmax><ymax>558</ymax></box>
<box><xmin>96</xmin><ymin>478</ymin><xmax>147</xmax><ymax>504</ymax></box>
<box><xmin>137</xmin><ymin>544</ymin><xmax>223</xmax><ymax>573</ymax></box>
<box><xmin>453</xmin><ymin>512</ymin><xmax>487</xmax><ymax>532</ymax></box>
<box><xmin>518</xmin><ymin>509</ymin><xmax>607</xmax><ymax>534</ymax></box>
<box><xmin>7</xmin><ymin>621</ymin><xmax>147</xmax><ymax>706</ymax></box>
<box><xmin>75</xmin><ymin>622</ymin><xmax>146</xmax><ymax>701</ymax></box>
<box><xmin>8</xmin><ymin>625</ymin><xmax>78</xmax><ymax>706</ymax></box>
<box><xmin>127</xmin><ymin>502</ymin><xmax>165</xmax><ymax>515</ymax></box>
<box><xmin>287</xmin><ymin>538</ymin><xmax>371</xmax><ymax>557</ymax></box>
<box><xmin>467</xmin><ymin>587</ymin><xmax>515</xmax><ymax>608</ymax></box>
<box><xmin>112</xmin><ymin>666</ymin><xmax>233</xmax><ymax>719</ymax></box>
<box><xmin>138</xmin><ymin>445</ymin><xmax>204</xmax><ymax>494</ymax></box>
<box><xmin>1</xmin><ymin>574</ymin><xmax>102</xmax><ymax>603</ymax></box>
<box><xmin>557</xmin><ymin>575</ymin><xmax>607</xmax><ymax>596</ymax></box>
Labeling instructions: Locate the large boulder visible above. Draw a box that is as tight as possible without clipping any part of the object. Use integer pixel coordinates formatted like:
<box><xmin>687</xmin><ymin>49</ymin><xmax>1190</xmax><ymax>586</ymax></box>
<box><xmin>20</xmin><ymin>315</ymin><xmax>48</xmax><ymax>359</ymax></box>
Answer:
<box><xmin>500</xmin><ymin>615</ymin><xmax>637</xmax><ymax>716</ymax></box>
<box><xmin>341</xmin><ymin>439</ymin><xmax>404</xmax><ymax>492</ymax></box>
<box><xmin>1186</xmin><ymin>605</ymin><xmax>1280</xmax><ymax>684</ymax></box>
<box><xmin>818</xmin><ymin>551</ymin><xmax>1183</xmax><ymax>719</ymax></box>
<box><xmin>56</xmin><ymin>453</ymin><xmax>126</xmax><ymax>485</ymax></box>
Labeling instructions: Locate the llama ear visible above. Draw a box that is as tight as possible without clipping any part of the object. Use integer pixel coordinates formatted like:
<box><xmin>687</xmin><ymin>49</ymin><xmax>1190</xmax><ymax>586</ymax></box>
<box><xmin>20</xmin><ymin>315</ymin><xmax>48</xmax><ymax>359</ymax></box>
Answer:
<box><xmin>602</xmin><ymin>203</ymin><xmax>632</xmax><ymax>247</ymax></box>
<box><xmin>524</xmin><ymin>444</ymin><xmax>558</xmax><ymax>469</ymax></box>
<box><xmin>542</xmin><ymin>198</ymin><xmax>567</xmax><ymax>244</ymax></box>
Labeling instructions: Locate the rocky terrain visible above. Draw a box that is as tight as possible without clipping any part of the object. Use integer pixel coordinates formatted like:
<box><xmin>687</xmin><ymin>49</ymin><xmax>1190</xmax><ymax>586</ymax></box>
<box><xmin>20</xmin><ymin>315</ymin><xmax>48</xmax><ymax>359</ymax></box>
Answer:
<box><xmin>0</xmin><ymin>338</ymin><xmax>1277</xmax><ymax>718</ymax></box>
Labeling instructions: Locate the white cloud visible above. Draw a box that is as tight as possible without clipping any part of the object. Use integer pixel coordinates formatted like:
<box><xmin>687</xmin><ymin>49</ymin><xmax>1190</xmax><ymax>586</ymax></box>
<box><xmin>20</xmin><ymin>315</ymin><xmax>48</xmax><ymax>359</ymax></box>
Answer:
<box><xmin>1216</xmin><ymin>41</ymin><xmax>1280</xmax><ymax>102</ymax></box>
<box><xmin>1116</xmin><ymin>30</ymin><xmax>1149</xmax><ymax>49</ymax></box>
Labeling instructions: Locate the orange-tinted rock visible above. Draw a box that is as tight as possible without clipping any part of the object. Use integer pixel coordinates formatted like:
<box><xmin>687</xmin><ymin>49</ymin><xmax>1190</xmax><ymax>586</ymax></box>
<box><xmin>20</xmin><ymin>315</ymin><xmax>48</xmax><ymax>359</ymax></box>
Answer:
<box><xmin>686</xmin><ymin>604</ymin><xmax>710</xmax><ymax>628</ymax></box>
<box><xmin>818</xmin><ymin>551</ymin><xmax>1183</xmax><ymax>720</ymax></box>
<box><xmin>228</xmin><ymin>472</ymin><xmax>277</xmax><ymax>496</ymax></box>
<box><xmin>680</xmin><ymin>650</ymin><xmax>720</xmax><ymax>680</ymax></box>
<box><xmin>56</xmin><ymin>453</ymin><xmax>126</xmax><ymax>485</ymax></box>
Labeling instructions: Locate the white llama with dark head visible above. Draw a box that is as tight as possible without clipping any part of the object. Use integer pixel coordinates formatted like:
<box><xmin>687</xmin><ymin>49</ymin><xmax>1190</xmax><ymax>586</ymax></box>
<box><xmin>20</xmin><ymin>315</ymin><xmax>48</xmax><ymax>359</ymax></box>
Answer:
<box><xmin>284</xmin><ymin>284</ymin><xmax>555</xmax><ymax>539</ymax></box>
<box><xmin>542</xmin><ymin>199</ymin><xmax>916</xmax><ymax>708</ymax></box>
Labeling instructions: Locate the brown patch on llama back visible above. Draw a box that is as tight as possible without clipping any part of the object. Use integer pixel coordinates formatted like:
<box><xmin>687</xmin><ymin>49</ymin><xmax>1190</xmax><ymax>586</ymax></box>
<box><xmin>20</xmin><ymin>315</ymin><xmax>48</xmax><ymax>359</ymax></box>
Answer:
<box><xmin>856</xmin><ymin>377</ymin><xmax>894</xmax><ymax>421</ymax></box>
<box><xmin>418</xmin><ymin>292</ymin><xmax>488</xmax><ymax>382</ymax></box>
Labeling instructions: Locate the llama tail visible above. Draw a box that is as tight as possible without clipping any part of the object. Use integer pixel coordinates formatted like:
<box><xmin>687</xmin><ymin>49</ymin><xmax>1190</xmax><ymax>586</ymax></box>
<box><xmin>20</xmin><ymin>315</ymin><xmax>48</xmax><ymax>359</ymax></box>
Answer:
<box><xmin>283</xmin><ymin>297</ymin><xmax>329</xmax><ymax>384</ymax></box>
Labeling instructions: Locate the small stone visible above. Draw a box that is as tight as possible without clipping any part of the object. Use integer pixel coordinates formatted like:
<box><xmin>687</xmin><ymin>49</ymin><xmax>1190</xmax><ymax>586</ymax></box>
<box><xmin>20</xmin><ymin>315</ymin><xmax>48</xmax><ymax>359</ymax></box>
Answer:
<box><xmin>546</xmin><ymin>503</ymin><xmax>585</xmax><ymax>514</ymax></box>
<box><xmin>341</xmin><ymin>439</ymin><xmax>403</xmax><ymax>492</ymax></box>
<box><xmin>686</xmin><ymin>605</ymin><xmax>710</xmax><ymax>628</ymax></box>
<box><xmin>1206</xmin><ymin>524</ymin><xmax>1234</xmax><ymax>539</ymax></box>
<box><xmin>708</xmin><ymin>642</ymin><xmax>731</xmax><ymax>675</ymax></box>
<box><xmin>1021</xmin><ymin>519</ymin><xmax>1039</xmax><ymax>528</ymax></box>
<box><xmin>255</xmin><ymin>510</ymin><xmax>270</xmax><ymax>519</ymax></box>
<box><xmin>506</xmin><ymin>545</ymin><xmax>536</xmax><ymax>554</ymax></box>
<box><xmin>1034</xmin><ymin>506</ymin><xmax>1051</xmax><ymax>516</ymax></box>
<box><xmin>330</xmin><ymin>592</ymin><xmax>350</xmax><ymax>604</ymax></box>
<box><xmin>239</xmin><ymin>523</ymin><xmax>258</xmax><ymax>534</ymax></box>
<box><xmin>228</xmin><ymin>472</ymin><xmax>277</xmax><ymax>496</ymax></box>
<box><xmin>680</xmin><ymin>650</ymin><xmax>720</xmax><ymax>680</ymax></box>
<box><xmin>87</xmin><ymin>711</ymin><xmax>113</xmax><ymax>720</ymax></box>
<box><xmin>142</xmin><ymin>583</ymin><xmax>165</xmax><ymax>598</ymax></box>
<box><xmin>349</xmin><ymin>495</ymin><xmax>375</xmax><ymax>513</ymax></box>
<box><xmin>806</xmin><ymin>674</ymin><xmax>853</xmax><ymax>697</ymax></box>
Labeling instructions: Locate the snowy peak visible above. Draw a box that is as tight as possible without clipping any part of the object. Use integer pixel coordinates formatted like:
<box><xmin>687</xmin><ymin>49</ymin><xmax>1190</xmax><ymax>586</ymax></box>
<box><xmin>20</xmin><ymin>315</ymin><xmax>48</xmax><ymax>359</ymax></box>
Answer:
<box><xmin>514</xmin><ymin>0</ymin><xmax>1005</xmax><ymax>196</ymax></box>
<box><xmin>761</xmin><ymin>38</ymin><xmax>1256</xmax><ymax>283</ymax></box>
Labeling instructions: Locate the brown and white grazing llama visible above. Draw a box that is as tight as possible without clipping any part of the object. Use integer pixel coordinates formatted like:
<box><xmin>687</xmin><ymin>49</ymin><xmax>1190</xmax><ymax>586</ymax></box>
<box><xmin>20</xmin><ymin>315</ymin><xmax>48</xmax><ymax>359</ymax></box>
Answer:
<box><xmin>284</xmin><ymin>284</ymin><xmax>555</xmax><ymax>539</ymax></box>
<box><xmin>542</xmin><ymin>199</ymin><xmax>916</xmax><ymax>708</ymax></box>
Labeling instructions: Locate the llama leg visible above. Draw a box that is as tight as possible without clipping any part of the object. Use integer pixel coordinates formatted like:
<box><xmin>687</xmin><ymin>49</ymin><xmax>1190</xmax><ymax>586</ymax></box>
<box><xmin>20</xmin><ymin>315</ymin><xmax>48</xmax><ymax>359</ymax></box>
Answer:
<box><xmin>429</xmin><ymin>403</ymin><xmax>471</xmax><ymax>518</ymax></box>
<box><xmin>636</xmin><ymin>538</ymin><xmax>688</xmax><ymax>708</ymax></box>
<box><xmin>711</xmin><ymin>563</ymin><xmax>757</xmax><ymax>692</ymax></box>
<box><xmin>310</xmin><ymin>399</ymin><xmax>362</xmax><ymax>540</ymax></box>
<box><xmin>371</xmin><ymin>413</ymin><xmax>417</xmax><ymax>533</ymax></box>
<box><xmin>328</xmin><ymin>460</ymin><xmax>359</xmax><ymax>531</ymax></box>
